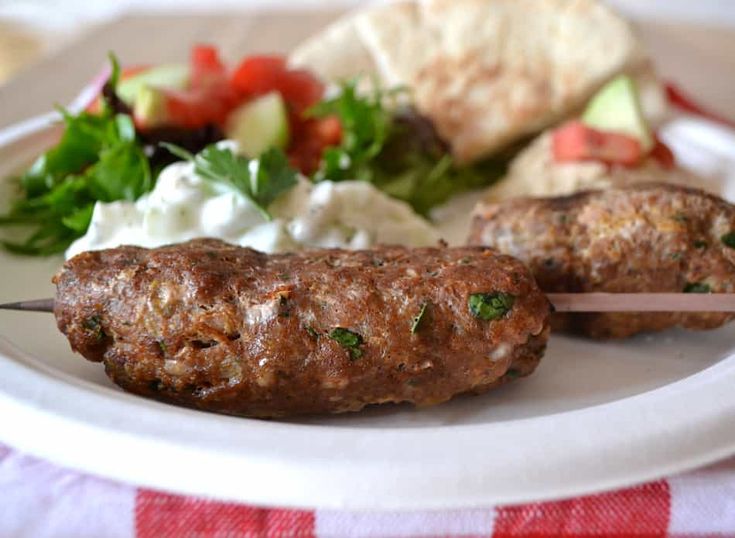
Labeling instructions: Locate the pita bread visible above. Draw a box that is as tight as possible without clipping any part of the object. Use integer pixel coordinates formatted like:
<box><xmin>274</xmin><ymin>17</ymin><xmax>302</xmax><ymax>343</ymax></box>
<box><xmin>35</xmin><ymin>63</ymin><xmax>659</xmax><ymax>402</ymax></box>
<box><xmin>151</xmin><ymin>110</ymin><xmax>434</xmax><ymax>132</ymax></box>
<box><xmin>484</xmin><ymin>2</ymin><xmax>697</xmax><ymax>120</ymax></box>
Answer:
<box><xmin>291</xmin><ymin>0</ymin><xmax>661</xmax><ymax>164</ymax></box>
<box><xmin>289</xmin><ymin>16</ymin><xmax>377</xmax><ymax>85</ymax></box>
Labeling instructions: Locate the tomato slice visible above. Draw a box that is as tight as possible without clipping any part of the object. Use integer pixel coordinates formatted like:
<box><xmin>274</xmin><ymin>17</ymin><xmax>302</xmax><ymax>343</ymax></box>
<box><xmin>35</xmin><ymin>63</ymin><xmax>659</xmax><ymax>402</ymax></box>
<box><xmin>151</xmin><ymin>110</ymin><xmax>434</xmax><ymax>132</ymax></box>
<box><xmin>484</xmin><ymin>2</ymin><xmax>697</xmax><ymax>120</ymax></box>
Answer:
<box><xmin>552</xmin><ymin>121</ymin><xmax>643</xmax><ymax>167</ymax></box>
<box><xmin>191</xmin><ymin>44</ymin><xmax>227</xmax><ymax>89</ymax></box>
<box><xmin>231</xmin><ymin>55</ymin><xmax>288</xmax><ymax>96</ymax></box>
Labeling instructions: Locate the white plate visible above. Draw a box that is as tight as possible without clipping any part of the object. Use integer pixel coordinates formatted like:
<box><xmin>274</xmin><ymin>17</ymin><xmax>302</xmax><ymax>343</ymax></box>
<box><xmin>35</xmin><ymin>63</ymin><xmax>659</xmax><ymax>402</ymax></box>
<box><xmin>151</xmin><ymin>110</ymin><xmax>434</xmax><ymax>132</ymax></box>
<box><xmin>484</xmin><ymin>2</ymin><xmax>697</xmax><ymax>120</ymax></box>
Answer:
<box><xmin>0</xmin><ymin>115</ymin><xmax>734</xmax><ymax>510</ymax></box>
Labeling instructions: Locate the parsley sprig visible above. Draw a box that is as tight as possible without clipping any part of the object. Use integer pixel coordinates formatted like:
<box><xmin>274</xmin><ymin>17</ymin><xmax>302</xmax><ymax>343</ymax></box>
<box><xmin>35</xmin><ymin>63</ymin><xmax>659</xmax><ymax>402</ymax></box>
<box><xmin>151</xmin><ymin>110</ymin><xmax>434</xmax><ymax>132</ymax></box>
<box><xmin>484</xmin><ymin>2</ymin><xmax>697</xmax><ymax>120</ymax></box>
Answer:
<box><xmin>163</xmin><ymin>144</ymin><xmax>297</xmax><ymax>221</ymax></box>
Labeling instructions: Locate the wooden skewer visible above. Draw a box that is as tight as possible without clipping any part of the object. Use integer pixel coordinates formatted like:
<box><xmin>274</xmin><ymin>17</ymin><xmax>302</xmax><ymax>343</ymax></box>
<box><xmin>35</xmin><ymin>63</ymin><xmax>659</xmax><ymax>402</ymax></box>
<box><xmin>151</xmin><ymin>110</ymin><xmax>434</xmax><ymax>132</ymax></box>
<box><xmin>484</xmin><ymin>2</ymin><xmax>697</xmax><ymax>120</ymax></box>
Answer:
<box><xmin>0</xmin><ymin>298</ymin><xmax>55</xmax><ymax>312</ymax></box>
<box><xmin>1</xmin><ymin>294</ymin><xmax>735</xmax><ymax>314</ymax></box>
<box><xmin>548</xmin><ymin>293</ymin><xmax>735</xmax><ymax>312</ymax></box>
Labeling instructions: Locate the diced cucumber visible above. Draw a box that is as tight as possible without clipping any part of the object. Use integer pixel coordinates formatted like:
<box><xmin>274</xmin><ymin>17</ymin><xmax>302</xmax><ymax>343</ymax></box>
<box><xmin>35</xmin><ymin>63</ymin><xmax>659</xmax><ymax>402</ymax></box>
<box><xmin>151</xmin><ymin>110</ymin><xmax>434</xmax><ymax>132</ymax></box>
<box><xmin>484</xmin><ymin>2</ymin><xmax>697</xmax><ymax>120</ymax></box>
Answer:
<box><xmin>582</xmin><ymin>75</ymin><xmax>654</xmax><ymax>151</ymax></box>
<box><xmin>133</xmin><ymin>85</ymin><xmax>169</xmax><ymax>128</ymax></box>
<box><xmin>226</xmin><ymin>92</ymin><xmax>290</xmax><ymax>158</ymax></box>
<box><xmin>118</xmin><ymin>63</ymin><xmax>189</xmax><ymax>106</ymax></box>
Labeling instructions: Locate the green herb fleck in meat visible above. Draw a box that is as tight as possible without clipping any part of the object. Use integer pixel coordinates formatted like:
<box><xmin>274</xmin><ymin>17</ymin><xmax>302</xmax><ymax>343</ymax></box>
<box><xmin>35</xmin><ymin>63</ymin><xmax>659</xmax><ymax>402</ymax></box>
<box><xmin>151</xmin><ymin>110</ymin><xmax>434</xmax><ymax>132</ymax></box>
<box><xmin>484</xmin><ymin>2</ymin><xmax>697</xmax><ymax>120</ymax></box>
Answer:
<box><xmin>504</xmin><ymin>368</ymin><xmax>521</xmax><ymax>380</ymax></box>
<box><xmin>722</xmin><ymin>232</ymin><xmax>735</xmax><ymax>249</ymax></box>
<box><xmin>305</xmin><ymin>326</ymin><xmax>319</xmax><ymax>339</ymax></box>
<box><xmin>410</xmin><ymin>302</ymin><xmax>429</xmax><ymax>334</ymax></box>
<box><xmin>694</xmin><ymin>240</ymin><xmax>708</xmax><ymax>249</ymax></box>
<box><xmin>684</xmin><ymin>282</ymin><xmax>712</xmax><ymax>293</ymax></box>
<box><xmin>468</xmin><ymin>292</ymin><xmax>515</xmax><ymax>321</ymax></box>
<box><xmin>328</xmin><ymin>327</ymin><xmax>364</xmax><ymax>360</ymax></box>
<box><xmin>82</xmin><ymin>315</ymin><xmax>106</xmax><ymax>341</ymax></box>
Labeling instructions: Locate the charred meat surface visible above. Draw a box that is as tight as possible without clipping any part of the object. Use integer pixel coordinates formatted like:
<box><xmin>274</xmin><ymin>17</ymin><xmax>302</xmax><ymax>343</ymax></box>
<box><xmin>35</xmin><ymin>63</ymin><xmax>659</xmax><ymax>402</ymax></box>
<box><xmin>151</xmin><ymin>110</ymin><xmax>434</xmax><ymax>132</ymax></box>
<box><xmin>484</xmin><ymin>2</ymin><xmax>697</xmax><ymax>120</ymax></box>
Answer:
<box><xmin>469</xmin><ymin>183</ymin><xmax>735</xmax><ymax>338</ymax></box>
<box><xmin>53</xmin><ymin>240</ymin><xmax>551</xmax><ymax>417</ymax></box>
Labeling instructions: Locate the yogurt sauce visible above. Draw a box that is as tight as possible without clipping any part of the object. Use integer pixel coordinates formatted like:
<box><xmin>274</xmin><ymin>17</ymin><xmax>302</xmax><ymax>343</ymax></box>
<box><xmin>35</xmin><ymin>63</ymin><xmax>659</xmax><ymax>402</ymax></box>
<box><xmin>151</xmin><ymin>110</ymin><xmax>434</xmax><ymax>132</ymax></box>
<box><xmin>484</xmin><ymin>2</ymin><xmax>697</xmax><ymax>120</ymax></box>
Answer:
<box><xmin>66</xmin><ymin>150</ymin><xmax>442</xmax><ymax>258</ymax></box>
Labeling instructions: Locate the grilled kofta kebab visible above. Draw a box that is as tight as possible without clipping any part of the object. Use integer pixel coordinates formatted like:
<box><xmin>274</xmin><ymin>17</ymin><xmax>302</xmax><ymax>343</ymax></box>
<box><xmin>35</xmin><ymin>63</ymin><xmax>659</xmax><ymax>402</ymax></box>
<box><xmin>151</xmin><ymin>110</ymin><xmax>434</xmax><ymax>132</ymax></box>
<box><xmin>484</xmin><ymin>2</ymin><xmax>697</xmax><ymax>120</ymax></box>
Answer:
<box><xmin>48</xmin><ymin>239</ymin><xmax>551</xmax><ymax>417</ymax></box>
<box><xmin>5</xmin><ymin>186</ymin><xmax>735</xmax><ymax>416</ymax></box>
<box><xmin>469</xmin><ymin>183</ymin><xmax>735</xmax><ymax>338</ymax></box>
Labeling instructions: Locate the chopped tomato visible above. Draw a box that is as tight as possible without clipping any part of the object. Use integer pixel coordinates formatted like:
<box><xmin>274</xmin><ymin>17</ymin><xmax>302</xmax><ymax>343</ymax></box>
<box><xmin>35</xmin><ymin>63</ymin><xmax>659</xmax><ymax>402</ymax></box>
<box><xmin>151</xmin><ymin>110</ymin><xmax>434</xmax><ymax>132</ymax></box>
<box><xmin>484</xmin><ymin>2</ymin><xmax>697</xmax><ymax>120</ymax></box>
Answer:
<box><xmin>231</xmin><ymin>54</ymin><xmax>333</xmax><ymax>172</ymax></box>
<box><xmin>288</xmin><ymin>137</ymin><xmax>324</xmax><ymax>174</ymax></box>
<box><xmin>552</xmin><ymin>121</ymin><xmax>643</xmax><ymax>167</ymax></box>
<box><xmin>163</xmin><ymin>84</ymin><xmax>239</xmax><ymax>129</ymax></box>
<box><xmin>231</xmin><ymin>56</ymin><xmax>324</xmax><ymax>114</ymax></box>
<box><xmin>312</xmin><ymin>115</ymin><xmax>342</xmax><ymax>147</ymax></box>
<box><xmin>287</xmin><ymin>116</ymin><xmax>343</xmax><ymax>174</ymax></box>
<box><xmin>190</xmin><ymin>44</ymin><xmax>227</xmax><ymax>89</ymax></box>
<box><xmin>101</xmin><ymin>46</ymin><xmax>339</xmax><ymax>168</ymax></box>
<box><xmin>275</xmin><ymin>69</ymin><xmax>325</xmax><ymax>114</ymax></box>
<box><xmin>230</xmin><ymin>55</ymin><xmax>288</xmax><ymax>96</ymax></box>
<box><xmin>650</xmin><ymin>139</ymin><xmax>676</xmax><ymax>169</ymax></box>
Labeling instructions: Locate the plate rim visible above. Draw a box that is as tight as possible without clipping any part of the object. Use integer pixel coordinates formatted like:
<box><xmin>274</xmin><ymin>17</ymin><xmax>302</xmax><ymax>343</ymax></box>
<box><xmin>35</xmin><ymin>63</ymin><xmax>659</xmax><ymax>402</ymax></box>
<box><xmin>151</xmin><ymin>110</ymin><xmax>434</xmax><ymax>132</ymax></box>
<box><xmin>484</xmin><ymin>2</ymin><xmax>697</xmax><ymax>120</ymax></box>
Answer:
<box><xmin>1</xmin><ymin>334</ymin><xmax>734</xmax><ymax>509</ymax></box>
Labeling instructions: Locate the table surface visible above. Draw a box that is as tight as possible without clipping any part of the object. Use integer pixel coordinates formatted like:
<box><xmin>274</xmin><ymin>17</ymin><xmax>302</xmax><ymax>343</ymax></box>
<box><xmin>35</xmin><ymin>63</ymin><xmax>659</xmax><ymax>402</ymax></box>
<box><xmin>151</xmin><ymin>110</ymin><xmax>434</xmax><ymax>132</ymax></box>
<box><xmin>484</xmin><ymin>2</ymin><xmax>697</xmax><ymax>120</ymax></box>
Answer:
<box><xmin>0</xmin><ymin>10</ymin><xmax>734</xmax><ymax>130</ymax></box>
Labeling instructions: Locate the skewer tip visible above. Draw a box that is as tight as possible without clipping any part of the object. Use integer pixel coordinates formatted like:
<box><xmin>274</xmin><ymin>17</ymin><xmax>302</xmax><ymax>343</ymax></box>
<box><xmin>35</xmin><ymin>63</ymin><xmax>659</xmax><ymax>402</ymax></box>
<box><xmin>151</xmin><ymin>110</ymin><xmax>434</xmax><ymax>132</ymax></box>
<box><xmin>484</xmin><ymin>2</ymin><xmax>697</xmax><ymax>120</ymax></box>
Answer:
<box><xmin>0</xmin><ymin>298</ymin><xmax>55</xmax><ymax>313</ymax></box>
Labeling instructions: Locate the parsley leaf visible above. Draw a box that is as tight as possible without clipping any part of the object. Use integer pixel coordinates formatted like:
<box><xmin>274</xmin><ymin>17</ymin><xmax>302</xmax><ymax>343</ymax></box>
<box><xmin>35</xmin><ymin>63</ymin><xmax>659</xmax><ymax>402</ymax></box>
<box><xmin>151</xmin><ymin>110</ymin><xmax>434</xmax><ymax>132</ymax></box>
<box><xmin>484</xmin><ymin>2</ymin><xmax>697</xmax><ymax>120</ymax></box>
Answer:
<box><xmin>20</xmin><ymin>111</ymin><xmax>111</xmax><ymax>197</ymax></box>
<box><xmin>328</xmin><ymin>327</ymin><xmax>364</xmax><ymax>360</ymax></box>
<box><xmin>722</xmin><ymin>232</ymin><xmax>735</xmax><ymax>249</ymax></box>
<box><xmin>252</xmin><ymin>147</ymin><xmax>300</xmax><ymax>208</ymax></box>
<box><xmin>468</xmin><ymin>292</ymin><xmax>516</xmax><ymax>321</ymax></box>
<box><xmin>164</xmin><ymin>144</ymin><xmax>297</xmax><ymax>221</ymax></box>
<box><xmin>411</xmin><ymin>302</ymin><xmax>429</xmax><ymax>334</ymax></box>
<box><xmin>309</xmin><ymin>79</ymin><xmax>391</xmax><ymax>183</ymax></box>
<box><xmin>1</xmin><ymin>107</ymin><xmax>152</xmax><ymax>255</ymax></box>
<box><xmin>684</xmin><ymin>282</ymin><xmax>711</xmax><ymax>293</ymax></box>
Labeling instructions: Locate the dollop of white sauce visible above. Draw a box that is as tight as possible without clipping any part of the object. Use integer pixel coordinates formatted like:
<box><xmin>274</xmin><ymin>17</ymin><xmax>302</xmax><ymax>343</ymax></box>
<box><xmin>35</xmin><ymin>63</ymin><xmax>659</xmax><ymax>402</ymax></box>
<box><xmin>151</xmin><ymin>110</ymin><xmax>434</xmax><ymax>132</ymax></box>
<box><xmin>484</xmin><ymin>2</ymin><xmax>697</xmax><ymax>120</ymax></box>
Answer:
<box><xmin>66</xmin><ymin>148</ymin><xmax>440</xmax><ymax>258</ymax></box>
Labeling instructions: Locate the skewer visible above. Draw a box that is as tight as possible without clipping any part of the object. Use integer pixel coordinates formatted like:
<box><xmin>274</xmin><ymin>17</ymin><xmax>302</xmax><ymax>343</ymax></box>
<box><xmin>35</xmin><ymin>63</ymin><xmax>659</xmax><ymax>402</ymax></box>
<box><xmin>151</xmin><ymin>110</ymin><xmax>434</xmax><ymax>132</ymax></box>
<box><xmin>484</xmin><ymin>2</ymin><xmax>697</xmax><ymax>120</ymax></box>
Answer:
<box><xmin>1</xmin><ymin>294</ymin><xmax>735</xmax><ymax>314</ymax></box>
<box><xmin>0</xmin><ymin>298</ymin><xmax>55</xmax><ymax>313</ymax></box>
<box><xmin>549</xmin><ymin>293</ymin><xmax>735</xmax><ymax>312</ymax></box>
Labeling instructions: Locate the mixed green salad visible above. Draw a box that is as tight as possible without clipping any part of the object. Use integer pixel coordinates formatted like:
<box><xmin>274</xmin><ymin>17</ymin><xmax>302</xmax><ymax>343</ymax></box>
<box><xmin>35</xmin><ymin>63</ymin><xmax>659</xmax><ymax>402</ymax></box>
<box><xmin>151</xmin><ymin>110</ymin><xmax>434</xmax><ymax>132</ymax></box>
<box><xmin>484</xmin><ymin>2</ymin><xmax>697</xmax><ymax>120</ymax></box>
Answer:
<box><xmin>0</xmin><ymin>45</ymin><xmax>509</xmax><ymax>255</ymax></box>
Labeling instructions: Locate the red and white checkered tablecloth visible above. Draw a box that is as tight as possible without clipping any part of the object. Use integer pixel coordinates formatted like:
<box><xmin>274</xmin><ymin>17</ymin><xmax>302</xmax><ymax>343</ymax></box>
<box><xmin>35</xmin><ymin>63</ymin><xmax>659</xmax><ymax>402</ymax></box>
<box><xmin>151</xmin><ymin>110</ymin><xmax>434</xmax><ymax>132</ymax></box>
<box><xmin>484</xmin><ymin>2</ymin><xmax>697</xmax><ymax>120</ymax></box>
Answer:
<box><xmin>2</xmin><ymin>442</ymin><xmax>735</xmax><ymax>537</ymax></box>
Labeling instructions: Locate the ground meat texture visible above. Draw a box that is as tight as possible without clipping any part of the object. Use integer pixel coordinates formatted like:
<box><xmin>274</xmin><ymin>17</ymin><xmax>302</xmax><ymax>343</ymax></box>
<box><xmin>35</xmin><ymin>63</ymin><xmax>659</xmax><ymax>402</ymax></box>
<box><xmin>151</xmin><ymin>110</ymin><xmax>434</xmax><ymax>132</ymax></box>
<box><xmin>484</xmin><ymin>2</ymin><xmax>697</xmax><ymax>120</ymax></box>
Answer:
<box><xmin>53</xmin><ymin>239</ymin><xmax>551</xmax><ymax>417</ymax></box>
<box><xmin>468</xmin><ymin>183</ymin><xmax>735</xmax><ymax>339</ymax></box>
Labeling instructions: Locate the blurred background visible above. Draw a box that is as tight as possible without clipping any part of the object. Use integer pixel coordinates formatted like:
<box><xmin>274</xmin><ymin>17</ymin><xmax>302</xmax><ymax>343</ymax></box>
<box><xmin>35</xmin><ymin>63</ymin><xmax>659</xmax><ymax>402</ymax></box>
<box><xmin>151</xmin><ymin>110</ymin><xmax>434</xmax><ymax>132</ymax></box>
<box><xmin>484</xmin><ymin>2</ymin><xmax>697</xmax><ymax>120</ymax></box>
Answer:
<box><xmin>0</xmin><ymin>0</ymin><xmax>734</xmax><ymax>127</ymax></box>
